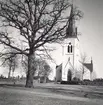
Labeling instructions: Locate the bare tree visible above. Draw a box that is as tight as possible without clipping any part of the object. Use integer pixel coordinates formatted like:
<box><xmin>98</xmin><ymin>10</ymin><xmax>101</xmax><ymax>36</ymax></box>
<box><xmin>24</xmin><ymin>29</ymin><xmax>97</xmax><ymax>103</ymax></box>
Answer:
<box><xmin>22</xmin><ymin>55</ymin><xmax>52</xmax><ymax>82</ymax></box>
<box><xmin>0</xmin><ymin>0</ymin><xmax>82</xmax><ymax>87</ymax></box>
<box><xmin>0</xmin><ymin>47</ymin><xmax>18</xmax><ymax>78</ymax></box>
<box><xmin>36</xmin><ymin>59</ymin><xmax>52</xmax><ymax>81</ymax></box>
<box><xmin>80</xmin><ymin>53</ymin><xmax>87</xmax><ymax>81</ymax></box>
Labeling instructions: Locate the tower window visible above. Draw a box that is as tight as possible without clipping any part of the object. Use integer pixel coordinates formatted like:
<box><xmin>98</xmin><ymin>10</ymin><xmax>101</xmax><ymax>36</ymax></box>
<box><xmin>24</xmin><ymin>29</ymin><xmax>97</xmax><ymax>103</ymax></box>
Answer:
<box><xmin>68</xmin><ymin>45</ymin><xmax>70</xmax><ymax>53</ymax></box>
<box><xmin>68</xmin><ymin>42</ymin><xmax>73</xmax><ymax>53</ymax></box>
<box><xmin>71</xmin><ymin>45</ymin><xmax>72</xmax><ymax>53</ymax></box>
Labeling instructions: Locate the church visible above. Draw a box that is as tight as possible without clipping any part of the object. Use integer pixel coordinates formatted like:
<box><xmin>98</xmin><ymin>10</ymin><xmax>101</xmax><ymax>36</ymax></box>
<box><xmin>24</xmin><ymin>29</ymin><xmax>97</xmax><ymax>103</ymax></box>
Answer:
<box><xmin>55</xmin><ymin>5</ymin><xmax>93</xmax><ymax>82</ymax></box>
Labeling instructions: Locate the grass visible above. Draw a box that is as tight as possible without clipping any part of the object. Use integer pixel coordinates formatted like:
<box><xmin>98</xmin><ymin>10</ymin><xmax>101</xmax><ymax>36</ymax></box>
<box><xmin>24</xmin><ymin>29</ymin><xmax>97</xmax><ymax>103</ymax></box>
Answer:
<box><xmin>0</xmin><ymin>83</ymin><xmax>103</xmax><ymax>105</ymax></box>
<box><xmin>0</xmin><ymin>79</ymin><xmax>103</xmax><ymax>105</ymax></box>
<box><xmin>0</xmin><ymin>87</ymin><xmax>99</xmax><ymax>105</ymax></box>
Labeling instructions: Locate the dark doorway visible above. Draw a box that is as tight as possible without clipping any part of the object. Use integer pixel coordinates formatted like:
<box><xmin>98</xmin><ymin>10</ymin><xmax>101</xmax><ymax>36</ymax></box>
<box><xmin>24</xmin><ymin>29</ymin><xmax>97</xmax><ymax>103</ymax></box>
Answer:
<box><xmin>67</xmin><ymin>69</ymin><xmax>72</xmax><ymax>81</ymax></box>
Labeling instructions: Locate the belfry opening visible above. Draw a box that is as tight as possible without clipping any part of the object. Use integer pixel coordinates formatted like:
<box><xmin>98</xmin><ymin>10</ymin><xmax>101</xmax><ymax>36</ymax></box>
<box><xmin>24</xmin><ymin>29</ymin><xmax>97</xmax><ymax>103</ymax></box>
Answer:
<box><xmin>68</xmin><ymin>42</ymin><xmax>73</xmax><ymax>53</ymax></box>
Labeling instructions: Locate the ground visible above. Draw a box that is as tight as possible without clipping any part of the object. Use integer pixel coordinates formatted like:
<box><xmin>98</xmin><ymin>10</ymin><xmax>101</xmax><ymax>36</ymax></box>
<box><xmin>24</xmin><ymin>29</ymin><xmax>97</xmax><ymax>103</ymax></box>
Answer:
<box><xmin>0</xmin><ymin>81</ymin><xmax>103</xmax><ymax>105</ymax></box>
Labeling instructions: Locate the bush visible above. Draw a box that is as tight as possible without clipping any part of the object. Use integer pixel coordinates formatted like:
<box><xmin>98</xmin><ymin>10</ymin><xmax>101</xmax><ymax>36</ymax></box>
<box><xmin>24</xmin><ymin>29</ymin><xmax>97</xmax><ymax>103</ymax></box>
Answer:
<box><xmin>93</xmin><ymin>78</ymin><xmax>103</xmax><ymax>82</ymax></box>
<box><xmin>61</xmin><ymin>80</ymin><xmax>79</xmax><ymax>85</ymax></box>
<box><xmin>73</xmin><ymin>77</ymin><xmax>80</xmax><ymax>82</ymax></box>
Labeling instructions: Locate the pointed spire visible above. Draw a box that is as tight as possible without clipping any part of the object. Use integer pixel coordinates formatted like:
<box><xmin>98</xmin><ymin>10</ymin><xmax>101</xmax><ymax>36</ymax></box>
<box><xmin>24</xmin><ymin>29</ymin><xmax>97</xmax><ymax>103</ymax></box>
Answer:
<box><xmin>66</xmin><ymin>2</ymin><xmax>78</xmax><ymax>38</ymax></box>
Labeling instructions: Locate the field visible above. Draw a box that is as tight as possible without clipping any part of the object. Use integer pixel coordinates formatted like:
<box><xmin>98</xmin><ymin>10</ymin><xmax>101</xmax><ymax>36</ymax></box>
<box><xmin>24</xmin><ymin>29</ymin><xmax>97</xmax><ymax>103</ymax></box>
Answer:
<box><xmin>0</xmin><ymin>80</ymin><xmax>103</xmax><ymax>105</ymax></box>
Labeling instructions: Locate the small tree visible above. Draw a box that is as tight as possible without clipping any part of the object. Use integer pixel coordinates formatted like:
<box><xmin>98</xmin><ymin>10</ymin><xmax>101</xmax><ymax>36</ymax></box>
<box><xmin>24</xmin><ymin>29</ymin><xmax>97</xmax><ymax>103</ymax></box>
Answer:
<box><xmin>22</xmin><ymin>55</ymin><xmax>51</xmax><ymax>82</ymax></box>
<box><xmin>80</xmin><ymin>53</ymin><xmax>87</xmax><ymax>81</ymax></box>
<box><xmin>38</xmin><ymin>60</ymin><xmax>51</xmax><ymax>82</ymax></box>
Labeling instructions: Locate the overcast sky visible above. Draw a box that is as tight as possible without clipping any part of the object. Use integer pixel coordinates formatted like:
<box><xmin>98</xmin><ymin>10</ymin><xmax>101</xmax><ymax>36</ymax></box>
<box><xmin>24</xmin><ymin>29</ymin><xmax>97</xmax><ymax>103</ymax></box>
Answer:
<box><xmin>75</xmin><ymin>0</ymin><xmax>103</xmax><ymax>78</ymax></box>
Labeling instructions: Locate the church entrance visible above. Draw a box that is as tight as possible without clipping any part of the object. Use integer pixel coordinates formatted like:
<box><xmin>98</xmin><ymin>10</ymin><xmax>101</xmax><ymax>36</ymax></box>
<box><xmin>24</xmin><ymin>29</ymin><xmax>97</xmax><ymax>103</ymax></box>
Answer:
<box><xmin>67</xmin><ymin>69</ymin><xmax>72</xmax><ymax>81</ymax></box>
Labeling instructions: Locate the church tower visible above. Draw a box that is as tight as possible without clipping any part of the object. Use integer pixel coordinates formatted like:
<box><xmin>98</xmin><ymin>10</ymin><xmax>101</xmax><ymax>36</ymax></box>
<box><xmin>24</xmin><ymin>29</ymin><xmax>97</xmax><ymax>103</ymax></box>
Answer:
<box><xmin>62</xmin><ymin>4</ymin><xmax>80</xmax><ymax>81</ymax></box>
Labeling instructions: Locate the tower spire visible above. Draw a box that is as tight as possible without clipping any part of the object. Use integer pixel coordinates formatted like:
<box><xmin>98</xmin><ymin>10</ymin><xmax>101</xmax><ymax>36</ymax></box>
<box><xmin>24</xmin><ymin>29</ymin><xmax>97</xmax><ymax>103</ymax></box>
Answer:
<box><xmin>72</xmin><ymin>0</ymin><xmax>74</xmax><ymax>6</ymax></box>
<box><xmin>66</xmin><ymin>0</ymin><xmax>77</xmax><ymax>38</ymax></box>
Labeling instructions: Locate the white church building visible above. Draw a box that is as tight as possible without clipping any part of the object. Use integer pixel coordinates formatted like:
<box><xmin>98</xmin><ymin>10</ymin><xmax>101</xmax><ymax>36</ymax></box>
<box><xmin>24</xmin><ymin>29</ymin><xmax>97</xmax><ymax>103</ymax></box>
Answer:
<box><xmin>55</xmin><ymin>5</ymin><xmax>93</xmax><ymax>82</ymax></box>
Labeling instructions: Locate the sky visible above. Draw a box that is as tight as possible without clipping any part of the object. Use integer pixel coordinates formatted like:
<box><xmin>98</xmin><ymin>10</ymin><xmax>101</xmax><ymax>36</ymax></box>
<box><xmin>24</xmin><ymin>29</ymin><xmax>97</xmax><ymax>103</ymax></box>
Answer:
<box><xmin>76</xmin><ymin>0</ymin><xmax>103</xmax><ymax>78</ymax></box>
<box><xmin>0</xmin><ymin>0</ymin><xmax>103</xmax><ymax>79</ymax></box>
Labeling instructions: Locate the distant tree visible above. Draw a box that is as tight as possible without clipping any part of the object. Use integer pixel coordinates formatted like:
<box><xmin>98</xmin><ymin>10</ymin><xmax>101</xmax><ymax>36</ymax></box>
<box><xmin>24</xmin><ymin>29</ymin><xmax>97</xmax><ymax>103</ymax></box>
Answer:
<box><xmin>0</xmin><ymin>0</ymin><xmax>82</xmax><ymax>87</ymax></box>
<box><xmin>22</xmin><ymin>55</ymin><xmax>52</xmax><ymax>82</ymax></box>
<box><xmin>37</xmin><ymin>59</ymin><xmax>51</xmax><ymax>82</ymax></box>
<box><xmin>92</xmin><ymin>71</ymin><xmax>97</xmax><ymax>80</ymax></box>
<box><xmin>0</xmin><ymin>48</ymin><xmax>18</xmax><ymax>78</ymax></box>
<box><xmin>74</xmin><ymin>69</ymin><xmax>82</xmax><ymax>80</ymax></box>
<box><xmin>80</xmin><ymin>53</ymin><xmax>88</xmax><ymax>81</ymax></box>
<box><xmin>0</xmin><ymin>74</ymin><xmax>5</xmax><ymax>79</ymax></box>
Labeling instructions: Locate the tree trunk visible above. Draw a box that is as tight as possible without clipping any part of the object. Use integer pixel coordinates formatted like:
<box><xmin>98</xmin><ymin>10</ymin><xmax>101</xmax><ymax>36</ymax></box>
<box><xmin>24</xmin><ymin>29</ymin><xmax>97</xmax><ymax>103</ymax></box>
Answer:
<box><xmin>82</xmin><ymin>67</ymin><xmax>84</xmax><ymax>81</ymax></box>
<box><xmin>8</xmin><ymin>66</ymin><xmax>11</xmax><ymax>78</ymax></box>
<box><xmin>44</xmin><ymin>75</ymin><xmax>47</xmax><ymax>83</ymax></box>
<box><xmin>25</xmin><ymin>52</ymin><xmax>36</xmax><ymax>88</ymax></box>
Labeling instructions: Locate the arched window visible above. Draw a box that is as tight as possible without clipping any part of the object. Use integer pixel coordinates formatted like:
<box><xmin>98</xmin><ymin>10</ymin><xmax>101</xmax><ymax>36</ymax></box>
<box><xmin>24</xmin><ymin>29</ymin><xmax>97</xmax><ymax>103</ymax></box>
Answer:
<box><xmin>68</xmin><ymin>42</ymin><xmax>73</xmax><ymax>53</ymax></box>
<box><xmin>68</xmin><ymin>45</ymin><xmax>70</xmax><ymax>53</ymax></box>
<box><xmin>71</xmin><ymin>45</ymin><xmax>72</xmax><ymax>53</ymax></box>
